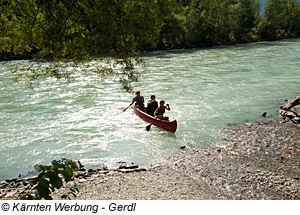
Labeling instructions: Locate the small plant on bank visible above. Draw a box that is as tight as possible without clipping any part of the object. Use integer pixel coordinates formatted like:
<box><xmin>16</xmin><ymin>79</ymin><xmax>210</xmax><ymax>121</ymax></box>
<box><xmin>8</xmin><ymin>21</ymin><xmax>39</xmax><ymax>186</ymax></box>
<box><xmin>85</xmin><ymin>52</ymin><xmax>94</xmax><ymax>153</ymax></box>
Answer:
<box><xmin>19</xmin><ymin>159</ymin><xmax>84</xmax><ymax>200</ymax></box>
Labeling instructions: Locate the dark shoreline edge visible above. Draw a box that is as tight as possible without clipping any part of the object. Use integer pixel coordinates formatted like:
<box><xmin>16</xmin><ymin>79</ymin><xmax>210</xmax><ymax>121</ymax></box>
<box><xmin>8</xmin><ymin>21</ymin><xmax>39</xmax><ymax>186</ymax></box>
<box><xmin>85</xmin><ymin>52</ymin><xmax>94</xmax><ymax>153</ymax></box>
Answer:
<box><xmin>146</xmin><ymin>35</ymin><xmax>300</xmax><ymax>52</ymax></box>
<box><xmin>1</xmin><ymin>36</ymin><xmax>299</xmax><ymax>61</ymax></box>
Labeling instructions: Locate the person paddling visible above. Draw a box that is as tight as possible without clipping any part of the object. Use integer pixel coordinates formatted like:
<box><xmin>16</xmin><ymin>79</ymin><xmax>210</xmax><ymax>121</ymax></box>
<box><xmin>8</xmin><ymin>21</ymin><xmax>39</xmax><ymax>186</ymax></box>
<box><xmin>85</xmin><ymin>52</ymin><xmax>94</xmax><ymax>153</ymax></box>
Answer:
<box><xmin>154</xmin><ymin>100</ymin><xmax>170</xmax><ymax>120</ymax></box>
<box><xmin>132</xmin><ymin>90</ymin><xmax>145</xmax><ymax>110</ymax></box>
<box><xmin>146</xmin><ymin>95</ymin><xmax>158</xmax><ymax>116</ymax></box>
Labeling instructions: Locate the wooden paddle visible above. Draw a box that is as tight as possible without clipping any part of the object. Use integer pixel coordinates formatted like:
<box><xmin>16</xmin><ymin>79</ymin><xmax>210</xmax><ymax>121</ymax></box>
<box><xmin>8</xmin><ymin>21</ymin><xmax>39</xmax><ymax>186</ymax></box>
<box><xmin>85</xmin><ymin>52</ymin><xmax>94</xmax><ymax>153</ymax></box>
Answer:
<box><xmin>146</xmin><ymin>117</ymin><xmax>158</xmax><ymax>131</ymax></box>
<box><xmin>123</xmin><ymin>102</ymin><xmax>133</xmax><ymax>112</ymax></box>
<box><xmin>146</xmin><ymin>110</ymin><xmax>162</xmax><ymax>131</ymax></box>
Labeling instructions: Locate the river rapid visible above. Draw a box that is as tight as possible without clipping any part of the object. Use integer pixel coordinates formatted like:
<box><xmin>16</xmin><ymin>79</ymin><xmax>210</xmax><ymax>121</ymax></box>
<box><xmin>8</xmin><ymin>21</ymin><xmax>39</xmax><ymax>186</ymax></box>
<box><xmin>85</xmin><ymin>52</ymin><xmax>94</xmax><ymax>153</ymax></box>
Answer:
<box><xmin>1</xmin><ymin>38</ymin><xmax>300</xmax><ymax>181</ymax></box>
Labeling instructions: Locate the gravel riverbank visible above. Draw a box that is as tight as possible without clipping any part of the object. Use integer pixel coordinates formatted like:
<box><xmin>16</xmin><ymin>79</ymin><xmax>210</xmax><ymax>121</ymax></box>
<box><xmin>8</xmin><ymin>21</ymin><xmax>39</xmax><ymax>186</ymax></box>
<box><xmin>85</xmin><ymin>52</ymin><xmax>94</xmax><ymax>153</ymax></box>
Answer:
<box><xmin>51</xmin><ymin>165</ymin><xmax>212</xmax><ymax>200</ymax></box>
<box><xmin>170</xmin><ymin>116</ymin><xmax>300</xmax><ymax>199</ymax></box>
<box><xmin>1</xmin><ymin>116</ymin><xmax>300</xmax><ymax>200</ymax></box>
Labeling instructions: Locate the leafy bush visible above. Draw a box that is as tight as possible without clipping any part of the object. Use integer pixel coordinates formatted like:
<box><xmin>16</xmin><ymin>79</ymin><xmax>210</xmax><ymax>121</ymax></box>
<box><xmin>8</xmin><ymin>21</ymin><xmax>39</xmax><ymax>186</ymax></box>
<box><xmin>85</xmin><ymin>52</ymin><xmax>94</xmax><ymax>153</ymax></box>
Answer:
<box><xmin>20</xmin><ymin>159</ymin><xmax>84</xmax><ymax>200</ymax></box>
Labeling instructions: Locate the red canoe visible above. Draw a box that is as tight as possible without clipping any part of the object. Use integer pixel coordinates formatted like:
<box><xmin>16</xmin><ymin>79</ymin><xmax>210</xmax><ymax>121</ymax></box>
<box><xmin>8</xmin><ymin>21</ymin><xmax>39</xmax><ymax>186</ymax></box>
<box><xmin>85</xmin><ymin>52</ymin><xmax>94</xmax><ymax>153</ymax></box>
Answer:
<box><xmin>132</xmin><ymin>103</ymin><xmax>177</xmax><ymax>133</ymax></box>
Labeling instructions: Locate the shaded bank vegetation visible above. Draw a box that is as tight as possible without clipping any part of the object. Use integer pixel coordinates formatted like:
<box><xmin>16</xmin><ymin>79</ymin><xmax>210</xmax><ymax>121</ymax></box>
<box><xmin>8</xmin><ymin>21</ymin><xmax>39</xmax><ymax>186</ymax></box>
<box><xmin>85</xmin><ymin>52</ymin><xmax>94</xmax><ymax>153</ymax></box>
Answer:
<box><xmin>157</xmin><ymin>0</ymin><xmax>300</xmax><ymax>49</ymax></box>
<box><xmin>1</xmin><ymin>0</ymin><xmax>300</xmax><ymax>88</ymax></box>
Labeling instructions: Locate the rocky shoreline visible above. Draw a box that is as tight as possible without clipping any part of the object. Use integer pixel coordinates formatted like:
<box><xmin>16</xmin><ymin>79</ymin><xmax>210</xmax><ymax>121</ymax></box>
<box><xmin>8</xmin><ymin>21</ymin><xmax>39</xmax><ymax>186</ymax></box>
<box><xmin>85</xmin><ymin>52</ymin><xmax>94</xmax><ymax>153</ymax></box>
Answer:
<box><xmin>0</xmin><ymin>164</ymin><xmax>212</xmax><ymax>200</ymax></box>
<box><xmin>1</xmin><ymin>98</ymin><xmax>300</xmax><ymax>200</ymax></box>
<box><xmin>170</xmin><ymin>116</ymin><xmax>300</xmax><ymax>199</ymax></box>
<box><xmin>279</xmin><ymin>95</ymin><xmax>300</xmax><ymax>124</ymax></box>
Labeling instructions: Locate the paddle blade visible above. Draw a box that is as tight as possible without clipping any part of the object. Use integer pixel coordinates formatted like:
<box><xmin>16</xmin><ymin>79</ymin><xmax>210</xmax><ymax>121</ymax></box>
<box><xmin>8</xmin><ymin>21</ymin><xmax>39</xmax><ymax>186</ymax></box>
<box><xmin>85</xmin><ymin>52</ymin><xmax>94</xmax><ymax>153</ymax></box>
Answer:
<box><xmin>146</xmin><ymin>124</ymin><xmax>152</xmax><ymax>131</ymax></box>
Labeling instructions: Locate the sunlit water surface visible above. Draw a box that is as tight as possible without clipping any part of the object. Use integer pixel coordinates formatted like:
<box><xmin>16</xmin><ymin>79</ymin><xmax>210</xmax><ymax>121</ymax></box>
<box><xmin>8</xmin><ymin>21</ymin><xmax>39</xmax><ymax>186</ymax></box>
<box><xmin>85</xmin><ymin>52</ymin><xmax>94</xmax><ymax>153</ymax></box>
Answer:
<box><xmin>1</xmin><ymin>38</ymin><xmax>300</xmax><ymax>180</ymax></box>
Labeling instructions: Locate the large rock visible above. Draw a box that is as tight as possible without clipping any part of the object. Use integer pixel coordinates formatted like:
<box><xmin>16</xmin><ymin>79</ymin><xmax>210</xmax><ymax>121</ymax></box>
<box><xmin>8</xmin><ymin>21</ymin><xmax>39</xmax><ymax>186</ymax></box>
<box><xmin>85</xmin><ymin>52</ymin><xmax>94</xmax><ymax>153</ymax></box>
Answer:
<box><xmin>291</xmin><ymin>104</ymin><xmax>300</xmax><ymax>116</ymax></box>
<box><xmin>288</xmin><ymin>95</ymin><xmax>300</xmax><ymax>107</ymax></box>
<box><xmin>279</xmin><ymin>95</ymin><xmax>300</xmax><ymax>124</ymax></box>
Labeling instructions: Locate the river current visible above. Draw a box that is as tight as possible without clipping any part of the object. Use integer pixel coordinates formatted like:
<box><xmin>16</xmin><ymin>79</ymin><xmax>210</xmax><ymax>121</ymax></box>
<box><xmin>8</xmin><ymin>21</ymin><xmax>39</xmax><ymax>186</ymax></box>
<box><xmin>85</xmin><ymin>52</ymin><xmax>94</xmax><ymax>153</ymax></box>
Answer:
<box><xmin>1</xmin><ymin>38</ymin><xmax>300</xmax><ymax>180</ymax></box>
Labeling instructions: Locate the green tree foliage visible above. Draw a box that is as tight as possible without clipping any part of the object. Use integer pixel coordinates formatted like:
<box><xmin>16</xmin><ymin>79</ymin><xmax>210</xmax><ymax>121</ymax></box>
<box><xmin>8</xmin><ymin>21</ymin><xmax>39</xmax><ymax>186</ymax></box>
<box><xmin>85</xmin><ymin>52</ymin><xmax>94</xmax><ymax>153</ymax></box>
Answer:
<box><xmin>158</xmin><ymin>14</ymin><xmax>186</xmax><ymax>49</ymax></box>
<box><xmin>259</xmin><ymin>0</ymin><xmax>289</xmax><ymax>38</ymax></box>
<box><xmin>20</xmin><ymin>159</ymin><xmax>84</xmax><ymax>200</ymax></box>
<box><xmin>1</xmin><ymin>0</ymin><xmax>174</xmax><ymax>59</ymax></box>
<box><xmin>0</xmin><ymin>0</ymin><xmax>176</xmax><ymax>90</ymax></box>
<box><xmin>259</xmin><ymin>0</ymin><xmax>300</xmax><ymax>38</ymax></box>
<box><xmin>284</xmin><ymin>0</ymin><xmax>300</xmax><ymax>36</ymax></box>
<box><xmin>230</xmin><ymin>0</ymin><xmax>260</xmax><ymax>41</ymax></box>
<box><xmin>185</xmin><ymin>0</ymin><xmax>218</xmax><ymax>45</ymax></box>
<box><xmin>185</xmin><ymin>0</ymin><xmax>260</xmax><ymax>45</ymax></box>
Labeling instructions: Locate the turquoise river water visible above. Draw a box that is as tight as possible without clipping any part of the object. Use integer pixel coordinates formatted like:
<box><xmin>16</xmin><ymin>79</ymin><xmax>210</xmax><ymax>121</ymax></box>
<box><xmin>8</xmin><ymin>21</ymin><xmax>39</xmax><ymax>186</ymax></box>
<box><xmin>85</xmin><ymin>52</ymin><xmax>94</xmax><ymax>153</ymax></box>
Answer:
<box><xmin>1</xmin><ymin>38</ymin><xmax>300</xmax><ymax>181</ymax></box>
